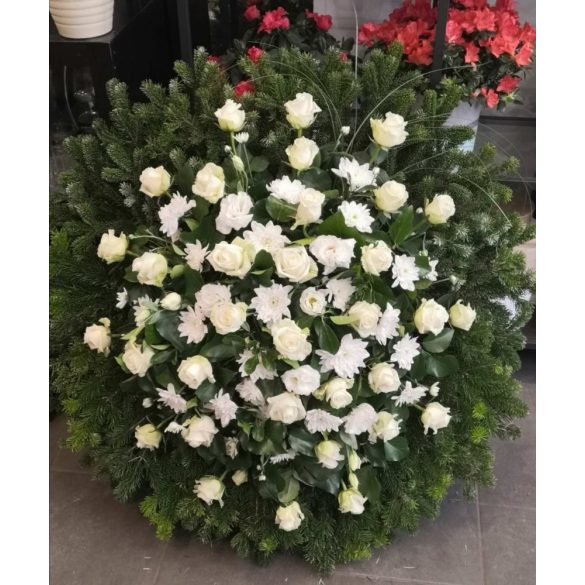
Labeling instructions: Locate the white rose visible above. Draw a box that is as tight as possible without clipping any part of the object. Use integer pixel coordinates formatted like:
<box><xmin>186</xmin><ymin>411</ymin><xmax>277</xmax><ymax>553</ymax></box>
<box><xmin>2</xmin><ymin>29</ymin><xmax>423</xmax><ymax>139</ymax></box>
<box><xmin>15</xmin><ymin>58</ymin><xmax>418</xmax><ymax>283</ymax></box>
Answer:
<box><xmin>315</xmin><ymin>440</ymin><xmax>344</xmax><ymax>469</ymax></box>
<box><xmin>368</xmin><ymin>363</ymin><xmax>401</xmax><ymax>394</ymax></box>
<box><xmin>322</xmin><ymin>377</ymin><xmax>353</xmax><ymax>409</ymax></box>
<box><xmin>368</xmin><ymin>411</ymin><xmax>401</xmax><ymax>443</ymax></box>
<box><xmin>273</xmin><ymin>246</ymin><xmax>317</xmax><ymax>283</ymax></box>
<box><xmin>225</xmin><ymin>437</ymin><xmax>239</xmax><ymax>459</ymax></box>
<box><xmin>374</xmin><ymin>180</ymin><xmax>409</xmax><ymax>212</ymax></box>
<box><xmin>161</xmin><ymin>292</ymin><xmax>182</xmax><ymax>310</ymax></box>
<box><xmin>271</xmin><ymin>319</ymin><xmax>312</xmax><ymax>361</ymax></box>
<box><xmin>421</xmin><ymin>402</ymin><xmax>452</xmax><ymax>434</ymax></box>
<box><xmin>425</xmin><ymin>194</ymin><xmax>456</xmax><ymax>225</ymax></box>
<box><xmin>294</xmin><ymin>188</ymin><xmax>325</xmax><ymax>227</ymax></box>
<box><xmin>183</xmin><ymin>415</ymin><xmax>218</xmax><ymax>447</ymax></box>
<box><xmin>97</xmin><ymin>230</ymin><xmax>128</xmax><ymax>264</ymax></box>
<box><xmin>214</xmin><ymin>99</ymin><xmax>245</xmax><ymax>132</ymax></box>
<box><xmin>361</xmin><ymin>241</ymin><xmax>393</xmax><ymax>276</ymax></box>
<box><xmin>122</xmin><ymin>342</ymin><xmax>154</xmax><ymax>377</ymax></box>
<box><xmin>449</xmin><ymin>300</ymin><xmax>477</xmax><ymax>331</ymax></box>
<box><xmin>285</xmin><ymin>137</ymin><xmax>319</xmax><ymax>171</ymax></box>
<box><xmin>135</xmin><ymin>424</ymin><xmax>162</xmax><ymax>450</ymax></box>
<box><xmin>338</xmin><ymin>488</ymin><xmax>367</xmax><ymax>514</ymax></box>
<box><xmin>232</xmin><ymin>469</ymin><xmax>248</xmax><ymax>486</ymax></box>
<box><xmin>209</xmin><ymin>302</ymin><xmax>247</xmax><ymax>334</ymax></box>
<box><xmin>192</xmin><ymin>163</ymin><xmax>226</xmax><ymax>203</ymax></box>
<box><xmin>139</xmin><ymin>166</ymin><xmax>171</xmax><ymax>197</ymax></box>
<box><xmin>132</xmin><ymin>252</ymin><xmax>168</xmax><ymax>287</ymax></box>
<box><xmin>414</xmin><ymin>298</ymin><xmax>449</xmax><ymax>335</ymax></box>
<box><xmin>215</xmin><ymin>192</ymin><xmax>254</xmax><ymax>235</ymax></box>
<box><xmin>284</xmin><ymin>92</ymin><xmax>322</xmax><ymax>129</ymax></box>
<box><xmin>299</xmin><ymin>287</ymin><xmax>327</xmax><ymax>316</ymax></box>
<box><xmin>195</xmin><ymin>476</ymin><xmax>225</xmax><ymax>505</ymax></box>
<box><xmin>348</xmin><ymin>301</ymin><xmax>382</xmax><ymax>338</ymax></box>
<box><xmin>275</xmin><ymin>501</ymin><xmax>304</xmax><ymax>532</ymax></box>
<box><xmin>309</xmin><ymin>236</ymin><xmax>355</xmax><ymax>275</ymax></box>
<box><xmin>207</xmin><ymin>238</ymin><xmax>254</xmax><ymax>279</ymax></box>
<box><xmin>177</xmin><ymin>355</ymin><xmax>215</xmax><ymax>389</ymax></box>
<box><xmin>370</xmin><ymin>112</ymin><xmax>408</xmax><ymax>148</ymax></box>
<box><xmin>266</xmin><ymin>392</ymin><xmax>306</xmax><ymax>424</ymax></box>
<box><xmin>84</xmin><ymin>318</ymin><xmax>111</xmax><ymax>355</ymax></box>
<box><xmin>282</xmin><ymin>365</ymin><xmax>321</xmax><ymax>395</ymax></box>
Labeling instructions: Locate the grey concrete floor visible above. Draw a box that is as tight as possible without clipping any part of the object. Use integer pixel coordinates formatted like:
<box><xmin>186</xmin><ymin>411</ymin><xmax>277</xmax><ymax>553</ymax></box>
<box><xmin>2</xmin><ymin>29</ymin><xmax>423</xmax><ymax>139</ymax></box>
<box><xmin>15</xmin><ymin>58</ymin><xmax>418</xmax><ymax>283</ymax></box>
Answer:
<box><xmin>50</xmin><ymin>351</ymin><xmax>535</xmax><ymax>585</ymax></box>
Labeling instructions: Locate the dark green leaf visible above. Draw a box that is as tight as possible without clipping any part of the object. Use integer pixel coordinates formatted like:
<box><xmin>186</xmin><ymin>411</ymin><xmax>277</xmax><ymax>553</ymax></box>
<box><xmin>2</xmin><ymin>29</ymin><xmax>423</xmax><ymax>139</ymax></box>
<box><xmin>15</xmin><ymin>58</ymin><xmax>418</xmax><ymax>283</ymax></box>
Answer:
<box><xmin>173</xmin><ymin>162</ymin><xmax>194</xmax><ymax>194</ymax></box>
<box><xmin>250</xmin><ymin>155</ymin><xmax>269</xmax><ymax>173</ymax></box>
<box><xmin>389</xmin><ymin>206</ymin><xmax>414</xmax><ymax>245</ymax></box>
<box><xmin>299</xmin><ymin>168</ymin><xmax>331</xmax><ymax>191</ymax></box>
<box><xmin>155</xmin><ymin>311</ymin><xmax>189</xmax><ymax>352</ymax></box>
<box><xmin>425</xmin><ymin>354</ymin><xmax>459</xmax><ymax>378</ymax></box>
<box><xmin>383</xmin><ymin>437</ymin><xmax>409</xmax><ymax>461</ymax></box>
<box><xmin>266</xmin><ymin>196</ymin><xmax>295</xmax><ymax>222</ymax></box>
<box><xmin>314</xmin><ymin>319</ymin><xmax>340</xmax><ymax>353</ymax></box>
<box><xmin>288</xmin><ymin>426</ymin><xmax>317</xmax><ymax>457</ymax></box>
<box><xmin>422</xmin><ymin>328</ymin><xmax>454</xmax><ymax>353</ymax></box>
<box><xmin>200</xmin><ymin>338</ymin><xmax>236</xmax><ymax>360</ymax></box>
<box><xmin>356</xmin><ymin>466</ymin><xmax>381</xmax><ymax>503</ymax></box>
<box><xmin>316</xmin><ymin>211</ymin><xmax>364</xmax><ymax>244</ymax></box>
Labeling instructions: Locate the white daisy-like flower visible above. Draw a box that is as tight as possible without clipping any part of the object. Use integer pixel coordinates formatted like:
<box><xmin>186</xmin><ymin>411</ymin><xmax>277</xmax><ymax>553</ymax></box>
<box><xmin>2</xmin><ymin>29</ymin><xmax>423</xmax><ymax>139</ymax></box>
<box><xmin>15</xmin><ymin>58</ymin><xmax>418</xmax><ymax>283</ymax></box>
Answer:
<box><xmin>116</xmin><ymin>288</ymin><xmax>128</xmax><ymax>309</ymax></box>
<box><xmin>309</xmin><ymin>236</ymin><xmax>356</xmax><ymax>275</ymax></box>
<box><xmin>343</xmin><ymin>403</ymin><xmax>378</xmax><ymax>435</ymax></box>
<box><xmin>267</xmin><ymin>175</ymin><xmax>305</xmax><ymax>204</ymax></box>
<box><xmin>157</xmin><ymin>383</ymin><xmax>188</xmax><ymax>413</ymax></box>
<box><xmin>208</xmin><ymin>390</ymin><xmax>238</xmax><ymax>427</ymax></box>
<box><xmin>325</xmin><ymin>278</ymin><xmax>356</xmax><ymax>311</ymax></box>
<box><xmin>243</xmin><ymin>221</ymin><xmax>290</xmax><ymax>254</ymax></box>
<box><xmin>159</xmin><ymin>192</ymin><xmax>196</xmax><ymax>240</ymax></box>
<box><xmin>332</xmin><ymin>157</ymin><xmax>376</xmax><ymax>191</ymax></box>
<box><xmin>375</xmin><ymin>303</ymin><xmax>401</xmax><ymax>345</ymax></box>
<box><xmin>429</xmin><ymin>382</ymin><xmax>440</xmax><ymax>397</ymax></box>
<box><xmin>250</xmin><ymin>282</ymin><xmax>293</xmax><ymax>325</ymax></box>
<box><xmin>215</xmin><ymin>191</ymin><xmax>254</xmax><ymax>235</ymax></box>
<box><xmin>339</xmin><ymin>201</ymin><xmax>375</xmax><ymax>233</ymax></box>
<box><xmin>237</xmin><ymin>350</ymin><xmax>277</xmax><ymax>382</ymax></box>
<box><xmin>305</xmin><ymin>409</ymin><xmax>344</xmax><ymax>434</ymax></box>
<box><xmin>390</xmin><ymin>334</ymin><xmax>421</xmax><ymax>370</ymax></box>
<box><xmin>165</xmin><ymin>421</ymin><xmax>186</xmax><ymax>434</ymax></box>
<box><xmin>317</xmin><ymin>334</ymin><xmax>369</xmax><ymax>378</ymax></box>
<box><xmin>427</xmin><ymin>258</ymin><xmax>439</xmax><ymax>281</ymax></box>
<box><xmin>185</xmin><ymin>240</ymin><xmax>209</xmax><ymax>271</ymax></box>
<box><xmin>195</xmin><ymin>284</ymin><xmax>232</xmax><ymax>318</ymax></box>
<box><xmin>270</xmin><ymin>450</ymin><xmax>297</xmax><ymax>464</ymax></box>
<box><xmin>234</xmin><ymin>132</ymin><xmax>249</xmax><ymax>144</ymax></box>
<box><xmin>235</xmin><ymin>378</ymin><xmax>265</xmax><ymax>406</ymax></box>
<box><xmin>393</xmin><ymin>381</ymin><xmax>427</xmax><ymax>406</ymax></box>
<box><xmin>133</xmin><ymin>295</ymin><xmax>158</xmax><ymax>327</ymax></box>
<box><xmin>178</xmin><ymin>305</ymin><xmax>208</xmax><ymax>344</ymax></box>
<box><xmin>392</xmin><ymin>255</ymin><xmax>420</xmax><ymax>291</ymax></box>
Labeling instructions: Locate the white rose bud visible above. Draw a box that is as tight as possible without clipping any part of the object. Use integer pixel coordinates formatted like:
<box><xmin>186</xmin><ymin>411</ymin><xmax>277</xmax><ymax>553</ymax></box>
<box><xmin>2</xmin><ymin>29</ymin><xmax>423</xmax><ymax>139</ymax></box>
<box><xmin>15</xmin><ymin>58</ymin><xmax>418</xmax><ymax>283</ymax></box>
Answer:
<box><xmin>135</xmin><ymin>424</ymin><xmax>162</xmax><ymax>450</ymax></box>
<box><xmin>266</xmin><ymin>392</ymin><xmax>306</xmax><ymax>425</ymax></box>
<box><xmin>225</xmin><ymin>437</ymin><xmax>239</xmax><ymax>459</ymax></box>
<box><xmin>84</xmin><ymin>317</ymin><xmax>111</xmax><ymax>355</ymax></box>
<box><xmin>182</xmin><ymin>415</ymin><xmax>218</xmax><ymax>448</ymax></box>
<box><xmin>370</xmin><ymin>112</ymin><xmax>408</xmax><ymax>148</ymax></box>
<box><xmin>347</xmin><ymin>301</ymin><xmax>382</xmax><ymax>338</ymax></box>
<box><xmin>232</xmin><ymin>469</ymin><xmax>248</xmax><ymax>486</ymax></box>
<box><xmin>368</xmin><ymin>411</ymin><xmax>401</xmax><ymax>443</ymax></box>
<box><xmin>142</xmin><ymin>398</ymin><xmax>153</xmax><ymax>408</ymax></box>
<box><xmin>282</xmin><ymin>365</ymin><xmax>321</xmax><ymax>396</ymax></box>
<box><xmin>271</xmin><ymin>319</ymin><xmax>312</xmax><ymax>361</ymax></box>
<box><xmin>161</xmin><ymin>292</ymin><xmax>182</xmax><ymax>311</ymax></box>
<box><xmin>294</xmin><ymin>188</ymin><xmax>325</xmax><ymax>227</ymax></box>
<box><xmin>421</xmin><ymin>402</ymin><xmax>452</xmax><ymax>434</ymax></box>
<box><xmin>207</xmin><ymin>238</ymin><xmax>254</xmax><ymax>279</ymax></box>
<box><xmin>299</xmin><ymin>287</ymin><xmax>327</xmax><ymax>316</ymax></box>
<box><xmin>338</xmin><ymin>487</ymin><xmax>367</xmax><ymax>514</ymax></box>
<box><xmin>374</xmin><ymin>180</ymin><xmax>409</xmax><ymax>213</ymax></box>
<box><xmin>284</xmin><ymin>92</ymin><xmax>322</xmax><ymax>129</ymax></box>
<box><xmin>132</xmin><ymin>252</ymin><xmax>168</xmax><ymax>287</ymax></box>
<box><xmin>214</xmin><ymin>99</ymin><xmax>246</xmax><ymax>132</ymax></box>
<box><xmin>122</xmin><ymin>341</ymin><xmax>154</xmax><ymax>377</ymax></box>
<box><xmin>348</xmin><ymin>450</ymin><xmax>362</xmax><ymax>471</ymax></box>
<box><xmin>414</xmin><ymin>298</ymin><xmax>449</xmax><ymax>335</ymax></box>
<box><xmin>192</xmin><ymin>162</ymin><xmax>226</xmax><ymax>203</ymax></box>
<box><xmin>322</xmin><ymin>377</ymin><xmax>353</xmax><ymax>409</ymax></box>
<box><xmin>177</xmin><ymin>355</ymin><xmax>215</xmax><ymax>390</ymax></box>
<box><xmin>273</xmin><ymin>246</ymin><xmax>318</xmax><ymax>283</ymax></box>
<box><xmin>209</xmin><ymin>301</ymin><xmax>247</xmax><ymax>335</ymax></box>
<box><xmin>315</xmin><ymin>440</ymin><xmax>344</xmax><ymax>469</ymax></box>
<box><xmin>449</xmin><ymin>300</ymin><xmax>477</xmax><ymax>331</ymax></box>
<box><xmin>368</xmin><ymin>363</ymin><xmax>401</xmax><ymax>394</ymax></box>
<box><xmin>361</xmin><ymin>241</ymin><xmax>393</xmax><ymax>276</ymax></box>
<box><xmin>425</xmin><ymin>194</ymin><xmax>456</xmax><ymax>225</ymax></box>
<box><xmin>275</xmin><ymin>501</ymin><xmax>304</xmax><ymax>532</ymax></box>
<box><xmin>97</xmin><ymin>230</ymin><xmax>128</xmax><ymax>264</ymax></box>
<box><xmin>231</xmin><ymin>155</ymin><xmax>245</xmax><ymax>173</ymax></box>
<box><xmin>139</xmin><ymin>166</ymin><xmax>171</xmax><ymax>197</ymax></box>
<box><xmin>285</xmin><ymin>137</ymin><xmax>319</xmax><ymax>171</ymax></box>
<box><xmin>195</xmin><ymin>476</ymin><xmax>225</xmax><ymax>505</ymax></box>
<box><xmin>341</xmin><ymin>125</ymin><xmax>350</xmax><ymax>136</ymax></box>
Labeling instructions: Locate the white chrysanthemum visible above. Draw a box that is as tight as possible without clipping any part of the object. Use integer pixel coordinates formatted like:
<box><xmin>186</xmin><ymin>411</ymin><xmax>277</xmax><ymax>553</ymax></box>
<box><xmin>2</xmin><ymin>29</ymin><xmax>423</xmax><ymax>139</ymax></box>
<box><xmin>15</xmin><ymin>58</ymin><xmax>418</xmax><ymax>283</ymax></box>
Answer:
<box><xmin>390</xmin><ymin>334</ymin><xmax>421</xmax><ymax>370</ymax></box>
<box><xmin>325</xmin><ymin>278</ymin><xmax>356</xmax><ymax>311</ymax></box>
<box><xmin>235</xmin><ymin>378</ymin><xmax>265</xmax><ymax>406</ymax></box>
<box><xmin>429</xmin><ymin>382</ymin><xmax>440</xmax><ymax>397</ymax></box>
<box><xmin>208</xmin><ymin>390</ymin><xmax>238</xmax><ymax>427</ymax></box>
<box><xmin>234</xmin><ymin>132</ymin><xmax>249</xmax><ymax>144</ymax></box>
<box><xmin>332</xmin><ymin>157</ymin><xmax>376</xmax><ymax>191</ymax></box>
<box><xmin>317</xmin><ymin>334</ymin><xmax>369</xmax><ymax>378</ymax></box>
<box><xmin>215</xmin><ymin>192</ymin><xmax>254</xmax><ymax>235</ymax></box>
<box><xmin>392</xmin><ymin>255</ymin><xmax>420</xmax><ymax>291</ymax></box>
<box><xmin>267</xmin><ymin>175</ymin><xmax>305</xmax><ymax>204</ymax></box>
<box><xmin>309</xmin><ymin>236</ymin><xmax>356</xmax><ymax>275</ymax></box>
<box><xmin>375</xmin><ymin>303</ymin><xmax>401</xmax><ymax>344</ymax></box>
<box><xmin>339</xmin><ymin>201</ymin><xmax>375</xmax><ymax>233</ymax></box>
<box><xmin>393</xmin><ymin>381</ymin><xmax>427</xmax><ymax>406</ymax></box>
<box><xmin>159</xmin><ymin>193</ymin><xmax>196</xmax><ymax>240</ymax></box>
<box><xmin>157</xmin><ymin>383</ymin><xmax>188</xmax><ymax>413</ymax></box>
<box><xmin>270</xmin><ymin>450</ymin><xmax>297</xmax><ymax>464</ymax></box>
<box><xmin>133</xmin><ymin>295</ymin><xmax>159</xmax><ymax>327</ymax></box>
<box><xmin>195</xmin><ymin>284</ymin><xmax>232</xmax><ymax>318</ymax></box>
<box><xmin>178</xmin><ymin>305</ymin><xmax>208</xmax><ymax>344</ymax></box>
<box><xmin>243</xmin><ymin>221</ymin><xmax>290</xmax><ymax>254</ymax></box>
<box><xmin>237</xmin><ymin>350</ymin><xmax>276</xmax><ymax>382</ymax></box>
<box><xmin>185</xmin><ymin>240</ymin><xmax>209</xmax><ymax>271</ymax></box>
<box><xmin>165</xmin><ymin>421</ymin><xmax>186</xmax><ymax>434</ymax></box>
<box><xmin>305</xmin><ymin>409</ymin><xmax>344</xmax><ymax>434</ymax></box>
<box><xmin>250</xmin><ymin>282</ymin><xmax>293</xmax><ymax>325</ymax></box>
<box><xmin>116</xmin><ymin>288</ymin><xmax>128</xmax><ymax>309</ymax></box>
<box><xmin>427</xmin><ymin>259</ymin><xmax>439</xmax><ymax>281</ymax></box>
<box><xmin>343</xmin><ymin>403</ymin><xmax>378</xmax><ymax>435</ymax></box>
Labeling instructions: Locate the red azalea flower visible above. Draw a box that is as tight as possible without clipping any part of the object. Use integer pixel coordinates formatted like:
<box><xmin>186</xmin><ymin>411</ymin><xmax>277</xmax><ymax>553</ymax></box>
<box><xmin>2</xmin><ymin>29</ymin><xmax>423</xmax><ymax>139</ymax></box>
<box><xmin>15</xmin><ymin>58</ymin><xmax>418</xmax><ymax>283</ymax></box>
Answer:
<box><xmin>474</xmin><ymin>8</ymin><xmax>496</xmax><ymax>31</ymax></box>
<box><xmin>207</xmin><ymin>55</ymin><xmax>221</xmax><ymax>63</ymax></box>
<box><xmin>481</xmin><ymin>87</ymin><xmax>499</xmax><ymax>108</ymax></box>
<box><xmin>514</xmin><ymin>43</ymin><xmax>534</xmax><ymax>66</ymax></box>
<box><xmin>246</xmin><ymin>46</ymin><xmax>264</xmax><ymax>64</ymax></box>
<box><xmin>520</xmin><ymin>23</ymin><xmax>536</xmax><ymax>45</ymax></box>
<box><xmin>495</xmin><ymin>0</ymin><xmax>517</xmax><ymax>12</ymax></box>
<box><xmin>305</xmin><ymin>9</ymin><xmax>332</xmax><ymax>31</ymax></box>
<box><xmin>464</xmin><ymin>42</ymin><xmax>480</xmax><ymax>64</ymax></box>
<box><xmin>338</xmin><ymin>51</ymin><xmax>348</xmax><ymax>62</ymax></box>
<box><xmin>358</xmin><ymin>22</ymin><xmax>379</xmax><ymax>46</ymax></box>
<box><xmin>446</xmin><ymin>20</ymin><xmax>464</xmax><ymax>44</ymax></box>
<box><xmin>258</xmin><ymin>7</ymin><xmax>290</xmax><ymax>34</ymax></box>
<box><xmin>243</xmin><ymin>5</ymin><xmax>260</xmax><ymax>21</ymax></box>
<box><xmin>234</xmin><ymin>80</ymin><xmax>255</xmax><ymax>98</ymax></box>
<box><xmin>496</xmin><ymin>75</ymin><xmax>520</xmax><ymax>93</ymax></box>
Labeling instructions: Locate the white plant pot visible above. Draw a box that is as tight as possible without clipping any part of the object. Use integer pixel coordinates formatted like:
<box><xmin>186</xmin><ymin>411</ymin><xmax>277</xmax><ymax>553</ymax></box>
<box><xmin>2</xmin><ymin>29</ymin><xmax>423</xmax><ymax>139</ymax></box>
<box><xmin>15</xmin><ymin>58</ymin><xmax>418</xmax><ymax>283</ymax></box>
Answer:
<box><xmin>443</xmin><ymin>101</ymin><xmax>482</xmax><ymax>153</ymax></box>
<box><xmin>50</xmin><ymin>0</ymin><xmax>115</xmax><ymax>39</ymax></box>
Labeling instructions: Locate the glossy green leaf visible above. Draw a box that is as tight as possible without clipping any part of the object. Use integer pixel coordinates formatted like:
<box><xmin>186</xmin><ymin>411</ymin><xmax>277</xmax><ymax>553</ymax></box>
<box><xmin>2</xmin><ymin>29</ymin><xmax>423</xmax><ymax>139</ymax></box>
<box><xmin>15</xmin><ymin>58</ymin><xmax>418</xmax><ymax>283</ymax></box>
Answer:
<box><xmin>266</xmin><ymin>196</ymin><xmax>295</xmax><ymax>222</ymax></box>
<box><xmin>422</xmin><ymin>328</ymin><xmax>454</xmax><ymax>353</ymax></box>
<box><xmin>389</xmin><ymin>206</ymin><xmax>414</xmax><ymax>245</ymax></box>
<box><xmin>314</xmin><ymin>319</ymin><xmax>340</xmax><ymax>353</ymax></box>
<box><xmin>425</xmin><ymin>354</ymin><xmax>459</xmax><ymax>378</ymax></box>
<box><xmin>250</xmin><ymin>155</ymin><xmax>269</xmax><ymax>173</ymax></box>
<box><xmin>288</xmin><ymin>426</ymin><xmax>317</xmax><ymax>457</ymax></box>
<box><xmin>355</xmin><ymin>466</ymin><xmax>381</xmax><ymax>503</ymax></box>
<box><xmin>383</xmin><ymin>436</ymin><xmax>409</xmax><ymax>461</ymax></box>
<box><xmin>155</xmin><ymin>311</ymin><xmax>189</xmax><ymax>352</ymax></box>
<box><xmin>299</xmin><ymin>168</ymin><xmax>331</xmax><ymax>191</ymax></box>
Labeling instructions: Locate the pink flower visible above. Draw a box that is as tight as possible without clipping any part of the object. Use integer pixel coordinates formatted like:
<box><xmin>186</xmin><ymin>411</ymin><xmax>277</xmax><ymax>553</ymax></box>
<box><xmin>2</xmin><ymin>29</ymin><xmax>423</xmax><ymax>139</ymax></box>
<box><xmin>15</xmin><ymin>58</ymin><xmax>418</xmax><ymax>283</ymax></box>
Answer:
<box><xmin>243</xmin><ymin>5</ymin><xmax>260</xmax><ymax>21</ymax></box>
<box><xmin>496</xmin><ymin>75</ymin><xmax>520</xmax><ymax>93</ymax></box>
<box><xmin>247</xmin><ymin>46</ymin><xmax>264</xmax><ymax>64</ymax></box>
<box><xmin>258</xmin><ymin>7</ymin><xmax>290</xmax><ymax>34</ymax></box>
<box><xmin>481</xmin><ymin>87</ymin><xmax>499</xmax><ymax>108</ymax></box>
<box><xmin>305</xmin><ymin>9</ymin><xmax>333</xmax><ymax>32</ymax></box>
<box><xmin>234</xmin><ymin>80</ymin><xmax>255</xmax><ymax>98</ymax></box>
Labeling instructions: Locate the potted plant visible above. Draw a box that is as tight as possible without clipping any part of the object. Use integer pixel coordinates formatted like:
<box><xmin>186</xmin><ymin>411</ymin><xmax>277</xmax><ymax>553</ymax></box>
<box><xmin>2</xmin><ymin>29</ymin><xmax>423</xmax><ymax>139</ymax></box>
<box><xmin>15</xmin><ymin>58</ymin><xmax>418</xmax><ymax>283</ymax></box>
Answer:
<box><xmin>50</xmin><ymin>0</ymin><xmax>115</xmax><ymax>39</ymax></box>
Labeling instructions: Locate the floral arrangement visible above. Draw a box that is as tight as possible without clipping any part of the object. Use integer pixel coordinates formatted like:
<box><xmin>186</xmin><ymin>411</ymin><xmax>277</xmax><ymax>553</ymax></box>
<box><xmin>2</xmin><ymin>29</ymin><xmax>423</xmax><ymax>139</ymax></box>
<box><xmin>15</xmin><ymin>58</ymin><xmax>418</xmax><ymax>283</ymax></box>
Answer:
<box><xmin>359</xmin><ymin>0</ymin><xmax>536</xmax><ymax>109</ymax></box>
